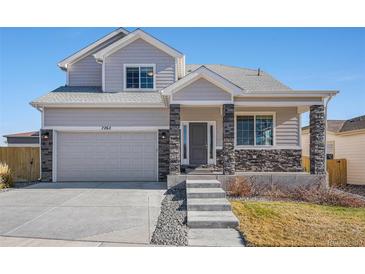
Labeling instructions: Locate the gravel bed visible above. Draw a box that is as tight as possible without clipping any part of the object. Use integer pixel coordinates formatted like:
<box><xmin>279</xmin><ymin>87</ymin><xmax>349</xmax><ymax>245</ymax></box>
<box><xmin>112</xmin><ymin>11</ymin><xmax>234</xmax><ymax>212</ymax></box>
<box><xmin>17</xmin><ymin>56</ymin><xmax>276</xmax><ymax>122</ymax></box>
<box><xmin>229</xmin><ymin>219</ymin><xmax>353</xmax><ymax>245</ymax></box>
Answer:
<box><xmin>151</xmin><ymin>185</ymin><xmax>188</xmax><ymax>246</ymax></box>
<box><xmin>336</xmin><ymin>185</ymin><xmax>365</xmax><ymax>198</ymax></box>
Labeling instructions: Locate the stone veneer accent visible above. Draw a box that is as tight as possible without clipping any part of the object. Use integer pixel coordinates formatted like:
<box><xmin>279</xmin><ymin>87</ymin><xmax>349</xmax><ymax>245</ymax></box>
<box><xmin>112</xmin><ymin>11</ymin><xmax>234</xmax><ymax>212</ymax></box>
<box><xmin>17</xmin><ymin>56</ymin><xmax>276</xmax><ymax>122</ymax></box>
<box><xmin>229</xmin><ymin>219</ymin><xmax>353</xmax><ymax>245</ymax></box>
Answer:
<box><xmin>40</xmin><ymin>129</ymin><xmax>53</xmax><ymax>182</ymax></box>
<box><xmin>215</xmin><ymin>149</ymin><xmax>302</xmax><ymax>172</ymax></box>
<box><xmin>223</xmin><ymin>104</ymin><xmax>235</xmax><ymax>174</ymax></box>
<box><xmin>158</xmin><ymin>129</ymin><xmax>170</xmax><ymax>181</ymax></box>
<box><xmin>169</xmin><ymin>104</ymin><xmax>181</xmax><ymax>174</ymax></box>
<box><xmin>310</xmin><ymin>105</ymin><xmax>326</xmax><ymax>174</ymax></box>
<box><xmin>235</xmin><ymin>149</ymin><xmax>302</xmax><ymax>172</ymax></box>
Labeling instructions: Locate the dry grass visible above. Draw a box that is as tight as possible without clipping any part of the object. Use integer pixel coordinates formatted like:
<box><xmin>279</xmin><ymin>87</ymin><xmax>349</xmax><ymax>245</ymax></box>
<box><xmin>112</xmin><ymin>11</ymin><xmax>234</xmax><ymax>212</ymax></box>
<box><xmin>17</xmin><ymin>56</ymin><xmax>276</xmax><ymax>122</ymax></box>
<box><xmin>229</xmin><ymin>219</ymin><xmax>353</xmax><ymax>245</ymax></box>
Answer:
<box><xmin>231</xmin><ymin>200</ymin><xmax>365</xmax><ymax>247</ymax></box>
<box><xmin>0</xmin><ymin>162</ymin><xmax>13</xmax><ymax>189</ymax></box>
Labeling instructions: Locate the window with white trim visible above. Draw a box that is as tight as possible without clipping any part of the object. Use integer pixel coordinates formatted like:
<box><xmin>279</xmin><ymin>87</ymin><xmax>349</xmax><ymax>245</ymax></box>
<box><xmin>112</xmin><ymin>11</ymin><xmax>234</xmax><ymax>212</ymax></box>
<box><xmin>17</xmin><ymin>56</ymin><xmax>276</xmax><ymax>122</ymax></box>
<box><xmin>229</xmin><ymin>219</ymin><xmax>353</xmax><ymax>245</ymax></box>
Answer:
<box><xmin>236</xmin><ymin>114</ymin><xmax>274</xmax><ymax>146</ymax></box>
<box><xmin>125</xmin><ymin>65</ymin><xmax>155</xmax><ymax>90</ymax></box>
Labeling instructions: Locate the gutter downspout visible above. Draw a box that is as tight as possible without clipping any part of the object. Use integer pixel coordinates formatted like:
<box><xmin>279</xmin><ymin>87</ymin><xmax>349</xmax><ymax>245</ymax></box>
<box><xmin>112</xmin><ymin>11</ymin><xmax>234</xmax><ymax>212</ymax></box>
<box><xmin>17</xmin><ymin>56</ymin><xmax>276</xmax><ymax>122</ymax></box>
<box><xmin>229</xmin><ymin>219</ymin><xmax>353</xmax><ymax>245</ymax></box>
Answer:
<box><xmin>324</xmin><ymin>95</ymin><xmax>334</xmax><ymax>177</ymax></box>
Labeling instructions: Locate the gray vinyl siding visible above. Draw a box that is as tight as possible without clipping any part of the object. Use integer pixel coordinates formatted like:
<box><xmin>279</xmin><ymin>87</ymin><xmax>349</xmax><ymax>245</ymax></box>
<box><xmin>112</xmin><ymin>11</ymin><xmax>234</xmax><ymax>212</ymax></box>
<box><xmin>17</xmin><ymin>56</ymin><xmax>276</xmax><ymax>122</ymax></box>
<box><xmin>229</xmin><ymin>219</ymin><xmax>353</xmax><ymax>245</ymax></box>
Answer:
<box><xmin>68</xmin><ymin>55</ymin><xmax>102</xmax><ymax>86</ymax></box>
<box><xmin>172</xmin><ymin>78</ymin><xmax>231</xmax><ymax>101</ymax></box>
<box><xmin>235</xmin><ymin>107</ymin><xmax>300</xmax><ymax>147</ymax></box>
<box><xmin>105</xmin><ymin>38</ymin><xmax>176</xmax><ymax>92</ymax></box>
<box><xmin>67</xmin><ymin>33</ymin><xmax>126</xmax><ymax>86</ymax></box>
<box><xmin>6</xmin><ymin>137</ymin><xmax>39</xmax><ymax>145</ymax></box>
<box><xmin>43</xmin><ymin>108</ymin><xmax>169</xmax><ymax>128</ymax></box>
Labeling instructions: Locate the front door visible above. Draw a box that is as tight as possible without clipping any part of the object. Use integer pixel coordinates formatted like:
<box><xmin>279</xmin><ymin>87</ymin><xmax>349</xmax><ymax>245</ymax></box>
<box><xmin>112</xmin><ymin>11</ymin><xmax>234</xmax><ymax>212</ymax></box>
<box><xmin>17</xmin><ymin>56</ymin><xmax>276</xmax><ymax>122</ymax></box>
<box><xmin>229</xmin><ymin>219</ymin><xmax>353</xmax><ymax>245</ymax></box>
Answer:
<box><xmin>189</xmin><ymin>123</ymin><xmax>208</xmax><ymax>165</ymax></box>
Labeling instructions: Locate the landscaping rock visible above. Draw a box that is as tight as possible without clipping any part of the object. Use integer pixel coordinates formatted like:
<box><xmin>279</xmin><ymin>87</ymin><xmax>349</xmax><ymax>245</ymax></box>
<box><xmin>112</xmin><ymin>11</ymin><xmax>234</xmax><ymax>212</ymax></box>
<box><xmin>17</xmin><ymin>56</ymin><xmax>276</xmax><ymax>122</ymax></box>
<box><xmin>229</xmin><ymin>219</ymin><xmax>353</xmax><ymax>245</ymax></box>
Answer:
<box><xmin>151</xmin><ymin>184</ymin><xmax>188</xmax><ymax>246</ymax></box>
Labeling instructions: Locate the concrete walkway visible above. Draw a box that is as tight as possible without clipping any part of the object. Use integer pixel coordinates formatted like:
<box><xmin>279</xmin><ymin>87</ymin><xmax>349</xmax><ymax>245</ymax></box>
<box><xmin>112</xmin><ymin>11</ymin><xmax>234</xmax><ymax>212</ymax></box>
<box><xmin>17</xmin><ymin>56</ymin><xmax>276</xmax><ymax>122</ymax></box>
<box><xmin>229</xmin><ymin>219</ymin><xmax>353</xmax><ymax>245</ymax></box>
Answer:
<box><xmin>0</xmin><ymin>182</ymin><xmax>165</xmax><ymax>247</ymax></box>
<box><xmin>186</xmin><ymin>179</ymin><xmax>244</xmax><ymax>247</ymax></box>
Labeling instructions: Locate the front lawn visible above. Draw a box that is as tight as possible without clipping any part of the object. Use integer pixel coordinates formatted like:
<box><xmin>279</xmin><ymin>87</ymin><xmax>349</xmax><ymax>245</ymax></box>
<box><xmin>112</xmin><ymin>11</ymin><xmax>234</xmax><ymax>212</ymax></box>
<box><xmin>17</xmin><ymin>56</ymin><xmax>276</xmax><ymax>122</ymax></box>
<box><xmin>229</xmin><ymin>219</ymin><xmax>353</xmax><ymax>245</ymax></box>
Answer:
<box><xmin>231</xmin><ymin>200</ymin><xmax>365</xmax><ymax>247</ymax></box>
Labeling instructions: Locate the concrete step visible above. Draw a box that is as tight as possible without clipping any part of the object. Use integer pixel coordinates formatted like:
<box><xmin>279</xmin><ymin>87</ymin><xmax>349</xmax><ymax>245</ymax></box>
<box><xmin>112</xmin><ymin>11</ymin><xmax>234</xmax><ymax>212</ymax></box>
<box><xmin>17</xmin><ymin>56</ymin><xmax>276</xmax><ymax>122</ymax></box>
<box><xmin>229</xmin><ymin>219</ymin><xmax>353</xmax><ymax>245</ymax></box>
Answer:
<box><xmin>187</xmin><ymin>211</ymin><xmax>239</xmax><ymax>228</ymax></box>
<box><xmin>187</xmin><ymin>188</ymin><xmax>226</xmax><ymax>198</ymax></box>
<box><xmin>186</xmin><ymin>179</ymin><xmax>221</xmax><ymax>188</ymax></box>
<box><xmin>187</xmin><ymin>198</ymin><xmax>231</xmax><ymax>211</ymax></box>
<box><xmin>188</xmin><ymin>228</ymin><xmax>244</xmax><ymax>247</ymax></box>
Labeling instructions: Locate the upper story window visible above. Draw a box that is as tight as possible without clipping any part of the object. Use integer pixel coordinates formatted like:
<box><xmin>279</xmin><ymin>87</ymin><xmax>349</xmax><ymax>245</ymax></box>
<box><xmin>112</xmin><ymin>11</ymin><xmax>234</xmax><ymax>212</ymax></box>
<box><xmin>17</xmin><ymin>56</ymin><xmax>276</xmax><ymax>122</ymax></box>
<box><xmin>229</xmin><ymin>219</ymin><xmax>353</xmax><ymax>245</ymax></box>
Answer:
<box><xmin>124</xmin><ymin>64</ymin><xmax>155</xmax><ymax>90</ymax></box>
<box><xmin>236</xmin><ymin>113</ymin><xmax>274</xmax><ymax>146</ymax></box>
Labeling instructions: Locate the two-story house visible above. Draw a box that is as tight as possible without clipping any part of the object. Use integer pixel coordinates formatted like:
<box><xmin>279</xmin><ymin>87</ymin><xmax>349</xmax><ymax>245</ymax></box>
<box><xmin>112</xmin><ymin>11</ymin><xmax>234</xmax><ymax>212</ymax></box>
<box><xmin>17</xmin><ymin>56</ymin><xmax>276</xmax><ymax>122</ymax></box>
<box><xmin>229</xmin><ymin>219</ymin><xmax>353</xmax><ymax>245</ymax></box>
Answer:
<box><xmin>31</xmin><ymin>28</ymin><xmax>338</xmax><ymax>184</ymax></box>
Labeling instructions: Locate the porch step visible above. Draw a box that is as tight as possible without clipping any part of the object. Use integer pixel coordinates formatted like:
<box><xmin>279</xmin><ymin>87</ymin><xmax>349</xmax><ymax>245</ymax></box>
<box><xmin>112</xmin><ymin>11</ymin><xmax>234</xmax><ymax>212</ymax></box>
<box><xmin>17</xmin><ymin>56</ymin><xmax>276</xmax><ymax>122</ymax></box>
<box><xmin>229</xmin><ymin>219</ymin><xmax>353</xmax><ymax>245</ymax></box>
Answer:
<box><xmin>186</xmin><ymin>179</ymin><xmax>221</xmax><ymax>188</ymax></box>
<box><xmin>187</xmin><ymin>198</ymin><xmax>231</xmax><ymax>211</ymax></box>
<box><xmin>187</xmin><ymin>188</ymin><xmax>226</xmax><ymax>198</ymax></box>
<box><xmin>188</xmin><ymin>229</ymin><xmax>244</xmax><ymax>246</ymax></box>
<box><xmin>187</xmin><ymin>211</ymin><xmax>239</xmax><ymax>228</ymax></box>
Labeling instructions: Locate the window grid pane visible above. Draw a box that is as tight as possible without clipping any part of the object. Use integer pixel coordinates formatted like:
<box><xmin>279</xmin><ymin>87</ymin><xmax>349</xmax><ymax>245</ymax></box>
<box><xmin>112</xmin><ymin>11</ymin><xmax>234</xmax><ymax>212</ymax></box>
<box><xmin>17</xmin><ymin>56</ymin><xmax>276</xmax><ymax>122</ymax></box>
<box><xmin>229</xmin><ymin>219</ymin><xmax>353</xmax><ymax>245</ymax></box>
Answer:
<box><xmin>209</xmin><ymin>125</ymin><xmax>213</xmax><ymax>159</ymax></box>
<box><xmin>126</xmin><ymin>67</ymin><xmax>140</xmax><ymax>89</ymax></box>
<box><xmin>140</xmin><ymin>67</ymin><xmax>154</xmax><ymax>89</ymax></box>
<box><xmin>126</xmin><ymin>66</ymin><xmax>154</xmax><ymax>89</ymax></box>
<box><xmin>183</xmin><ymin>125</ymin><xmax>187</xmax><ymax>159</ymax></box>
<box><xmin>255</xmin><ymin>115</ymin><xmax>273</xmax><ymax>145</ymax></box>
<box><xmin>236</xmin><ymin>116</ymin><xmax>254</xmax><ymax>146</ymax></box>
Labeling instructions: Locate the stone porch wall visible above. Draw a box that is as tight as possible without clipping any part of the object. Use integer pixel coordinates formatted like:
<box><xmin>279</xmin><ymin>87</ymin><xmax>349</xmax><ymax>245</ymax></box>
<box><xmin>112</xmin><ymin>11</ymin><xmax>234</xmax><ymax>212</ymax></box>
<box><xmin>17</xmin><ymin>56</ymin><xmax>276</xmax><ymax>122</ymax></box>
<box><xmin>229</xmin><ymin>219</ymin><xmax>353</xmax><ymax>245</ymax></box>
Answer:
<box><xmin>214</xmin><ymin>148</ymin><xmax>302</xmax><ymax>172</ymax></box>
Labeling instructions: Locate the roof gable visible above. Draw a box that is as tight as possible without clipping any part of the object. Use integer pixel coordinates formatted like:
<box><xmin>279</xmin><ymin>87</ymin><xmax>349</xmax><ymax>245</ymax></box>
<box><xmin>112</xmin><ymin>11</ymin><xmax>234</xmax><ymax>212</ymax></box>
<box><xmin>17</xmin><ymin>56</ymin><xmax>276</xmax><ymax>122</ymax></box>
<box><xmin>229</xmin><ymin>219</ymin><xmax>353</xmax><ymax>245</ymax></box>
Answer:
<box><xmin>173</xmin><ymin>78</ymin><xmax>232</xmax><ymax>102</ymax></box>
<box><xmin>58</xmin><ymin>28</ymin><xmax>129</xmax><ymax>70</ymax></box>
<box><xmin>161</xmin><ymin>66</ymin><xmax>243</xmax><ymax>98</ymax></box>
<box><xmin>93</xmin><ymin>29</ymin><xmax>184</xmax><ymax>61</ymax></box>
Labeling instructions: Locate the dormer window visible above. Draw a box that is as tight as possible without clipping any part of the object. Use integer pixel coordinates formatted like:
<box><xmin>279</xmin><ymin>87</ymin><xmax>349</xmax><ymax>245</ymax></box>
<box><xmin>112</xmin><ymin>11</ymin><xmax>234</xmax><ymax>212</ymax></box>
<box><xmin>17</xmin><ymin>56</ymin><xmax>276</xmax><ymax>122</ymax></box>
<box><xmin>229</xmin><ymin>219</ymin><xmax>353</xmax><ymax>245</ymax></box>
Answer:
<box><xmin>124</xmin><ymin>64</ymin><xmax>155</xmax><ymax>91</ymax></box>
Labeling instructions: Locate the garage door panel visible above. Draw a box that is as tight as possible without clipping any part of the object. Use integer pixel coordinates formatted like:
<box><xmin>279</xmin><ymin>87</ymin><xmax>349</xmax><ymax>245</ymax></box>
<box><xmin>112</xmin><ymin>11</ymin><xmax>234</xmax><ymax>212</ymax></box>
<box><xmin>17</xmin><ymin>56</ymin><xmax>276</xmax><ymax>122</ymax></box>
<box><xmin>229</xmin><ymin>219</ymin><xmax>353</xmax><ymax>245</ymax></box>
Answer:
<box><xmin>57</xmin><ymin>132</ymin><xmax>157</xmax><ymax>182</ymax></box>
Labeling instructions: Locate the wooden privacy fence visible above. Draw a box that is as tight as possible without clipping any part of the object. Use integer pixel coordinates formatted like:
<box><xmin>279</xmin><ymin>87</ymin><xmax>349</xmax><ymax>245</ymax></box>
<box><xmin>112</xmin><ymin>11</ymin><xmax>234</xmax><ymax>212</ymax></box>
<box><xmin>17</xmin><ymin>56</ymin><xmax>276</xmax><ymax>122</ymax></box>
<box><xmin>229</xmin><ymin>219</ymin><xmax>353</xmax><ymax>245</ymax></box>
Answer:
<box><xmin>302</xmin><ymin>156</ymin><xmax>347</xmax><ymax>186</ymax></box>
<box><xmin>0</xmin><ymin>147</ymin><xmax>40</xmax><ymax>182</ymax></box>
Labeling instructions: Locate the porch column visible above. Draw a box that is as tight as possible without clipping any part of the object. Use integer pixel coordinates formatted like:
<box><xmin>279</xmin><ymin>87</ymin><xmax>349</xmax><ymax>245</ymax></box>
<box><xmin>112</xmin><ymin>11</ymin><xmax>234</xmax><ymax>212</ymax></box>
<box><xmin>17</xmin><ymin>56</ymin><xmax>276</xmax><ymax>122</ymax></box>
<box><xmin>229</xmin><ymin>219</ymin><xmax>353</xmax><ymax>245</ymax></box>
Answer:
<box><xmin>169</xmin><ymin>104</ymin><xmax>181</xmax><ymax>174</ymax></box>
<box><xmin>223</xmin><ymin>104</ymin><xmax>235</xmax><ymax>175</ymax></box>
<box><xmin>309</xmin><ymin>105</ymin><xmax>326</xmax><ymax>174</ymax></box>
<box><xmin>40</xmin><ymin>129</ymin><xmax>53</xmax><ymax>182</ymax></box>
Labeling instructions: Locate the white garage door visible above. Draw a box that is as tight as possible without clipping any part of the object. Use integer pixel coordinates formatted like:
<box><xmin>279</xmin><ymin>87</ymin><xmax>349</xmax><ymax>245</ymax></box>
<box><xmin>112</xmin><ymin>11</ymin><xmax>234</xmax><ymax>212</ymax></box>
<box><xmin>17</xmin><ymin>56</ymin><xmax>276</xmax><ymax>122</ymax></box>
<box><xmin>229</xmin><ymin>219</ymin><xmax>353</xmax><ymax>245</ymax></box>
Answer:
<box><xmin>56</xmin><ymin>131</ymin><xmax>158</xmax><ymax>182</ymax></box>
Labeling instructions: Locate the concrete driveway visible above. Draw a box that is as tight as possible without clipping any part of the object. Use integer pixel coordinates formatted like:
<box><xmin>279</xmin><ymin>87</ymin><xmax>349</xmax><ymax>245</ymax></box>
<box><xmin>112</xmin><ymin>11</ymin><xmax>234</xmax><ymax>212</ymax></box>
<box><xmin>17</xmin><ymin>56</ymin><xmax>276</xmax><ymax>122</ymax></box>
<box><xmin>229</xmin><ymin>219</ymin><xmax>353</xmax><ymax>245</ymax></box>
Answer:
<box><xmin>0</xmin><ymin>182</ymin><xmax>165</xmax><ymax>246</ymax></box>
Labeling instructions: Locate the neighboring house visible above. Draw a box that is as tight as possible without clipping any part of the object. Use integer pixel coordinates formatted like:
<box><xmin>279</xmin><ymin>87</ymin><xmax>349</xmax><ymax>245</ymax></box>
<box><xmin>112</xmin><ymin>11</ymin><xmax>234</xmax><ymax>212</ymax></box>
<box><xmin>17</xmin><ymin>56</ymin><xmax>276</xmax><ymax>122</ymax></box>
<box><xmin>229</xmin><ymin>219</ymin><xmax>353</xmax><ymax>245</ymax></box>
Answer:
<box><xmin>30</xmin><ymin>28</ymin><xmax>338</xmax><ymax>183</ymax></box>
<box><xmin>2</xmin><ymin>131</ymin><xmax>39</xmax><ymax>147</ymax></box>
<box><xmin>302</xmin><ymin>116</ymin><xmax>365</xmax><ymax>185</ymax></box>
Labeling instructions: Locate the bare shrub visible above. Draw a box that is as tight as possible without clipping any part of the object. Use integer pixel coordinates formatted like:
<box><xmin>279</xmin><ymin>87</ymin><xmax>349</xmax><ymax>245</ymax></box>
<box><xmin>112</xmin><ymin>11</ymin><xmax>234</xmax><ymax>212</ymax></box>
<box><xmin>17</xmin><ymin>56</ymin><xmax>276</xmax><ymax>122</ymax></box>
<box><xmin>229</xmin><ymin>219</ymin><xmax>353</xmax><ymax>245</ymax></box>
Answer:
<box><xmin>0</xmin><ymin>162</ymin><xmax>13</xmax><ymax>189</ymax></box>
<box><xmin>228</xmin><ymin>176</ymin><xmax>365</xmax><ymax>208</ymax></box>
<box><xmin>227</xmin><ymin>177</ymin><xmax>253</xmax><ymax>197</ymax></box>
<box><xmin>291</xmin><ymin>186</ymin><xmax>365</xmax><ymax>208</ymax></box>
<box><xmin>227</xmin><ymin>176</ymin><xmax>269</xmax><ymax>197</ymax></box>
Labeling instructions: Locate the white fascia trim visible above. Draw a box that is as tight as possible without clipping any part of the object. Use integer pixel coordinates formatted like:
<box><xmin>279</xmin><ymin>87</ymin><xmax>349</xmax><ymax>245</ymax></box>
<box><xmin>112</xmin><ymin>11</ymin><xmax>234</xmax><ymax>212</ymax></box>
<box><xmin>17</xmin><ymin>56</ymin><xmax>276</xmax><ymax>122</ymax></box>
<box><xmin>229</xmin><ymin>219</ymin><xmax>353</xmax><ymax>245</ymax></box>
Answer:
<box><xmin>58</xmin><ymin>28</ymin><xmax>129</xmax><ymax>69</ymax></box>
<box><xmin>44</xmin><ymin>126</ymin><xmax>169</xmax><ymax>132</ymax></box>
<box><xmin>170</xmin><ymin>100</ymin><xmax>233</xmax><ymax>106</ymax></box>
<box><xmin>234</xmin><ymin>100</ymin><xmax>324</xmax><ymax>107</ymax></box>
<box><xmin>162</xmin><ymin>66</ymin><xmax>243</xmax><ymax>96</ymax></box>
<box><xmin>94</xmin><ymin>29</ymin><xmax>184</xmax><ymax>61</ymax></box>
<box><xmin>31</xmin><ymin>103</ymin><xmax>167</xmax><ymax>109</ymax></box>
<box><xmin>235</xmin><ymin>90</ymin><xmax>339</xmax><ymax>98</ymax></box>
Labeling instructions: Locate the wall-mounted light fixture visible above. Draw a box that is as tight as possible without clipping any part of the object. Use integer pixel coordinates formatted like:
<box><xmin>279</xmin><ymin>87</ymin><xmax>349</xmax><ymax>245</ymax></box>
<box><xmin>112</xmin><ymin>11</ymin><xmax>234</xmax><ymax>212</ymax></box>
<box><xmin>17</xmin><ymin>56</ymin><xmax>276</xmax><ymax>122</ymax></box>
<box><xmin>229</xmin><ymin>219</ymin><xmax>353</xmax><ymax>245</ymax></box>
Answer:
<box><xmin>42</xmin><ymin>132</ymin><xmax>49</xmax><ymax>140</ymax></box>
<box><xmin>161</xmin><ymin>132</ymin><xmax>167</xmax><ymax>139</ymax></box>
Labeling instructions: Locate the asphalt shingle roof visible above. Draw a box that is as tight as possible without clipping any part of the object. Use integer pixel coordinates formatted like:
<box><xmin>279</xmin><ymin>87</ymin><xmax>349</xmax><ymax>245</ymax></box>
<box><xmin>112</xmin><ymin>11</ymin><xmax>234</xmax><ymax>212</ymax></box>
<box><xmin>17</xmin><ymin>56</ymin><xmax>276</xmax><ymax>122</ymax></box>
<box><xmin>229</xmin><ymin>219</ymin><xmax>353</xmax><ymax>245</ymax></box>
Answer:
<box><xmin>31</xmin><ymin>86</ymin><xmax>165</xmax><ymax>106</ymax></box>
<box><xmin>340</xmin><ymin>115</ymin><xmax>365</xmax><ymax>132</ymax></box>
<box><xmin>31</xmin><ymin>64</ymin><xmax>293</xmax><ymax>106</ymax></box>
<box><xmin>186</xmin><ymin>64</ymin><xmax>292</xmax><ymax>93</ymax></box>
<box><xmin>302</xmin><ymin>116</ymin><xmax>365</xmax><ymax>133</ymax></box>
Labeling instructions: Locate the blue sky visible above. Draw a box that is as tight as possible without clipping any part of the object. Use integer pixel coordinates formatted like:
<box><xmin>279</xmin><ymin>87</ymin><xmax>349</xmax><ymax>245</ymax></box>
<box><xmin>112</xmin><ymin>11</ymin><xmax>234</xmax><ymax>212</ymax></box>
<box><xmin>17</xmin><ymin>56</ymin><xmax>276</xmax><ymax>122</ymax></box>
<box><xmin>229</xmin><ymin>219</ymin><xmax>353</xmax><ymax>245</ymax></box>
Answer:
<box><xmin>0</xmin><ymin>28</ymin><xmax>364</xmax><ymax>145</ymax></box>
